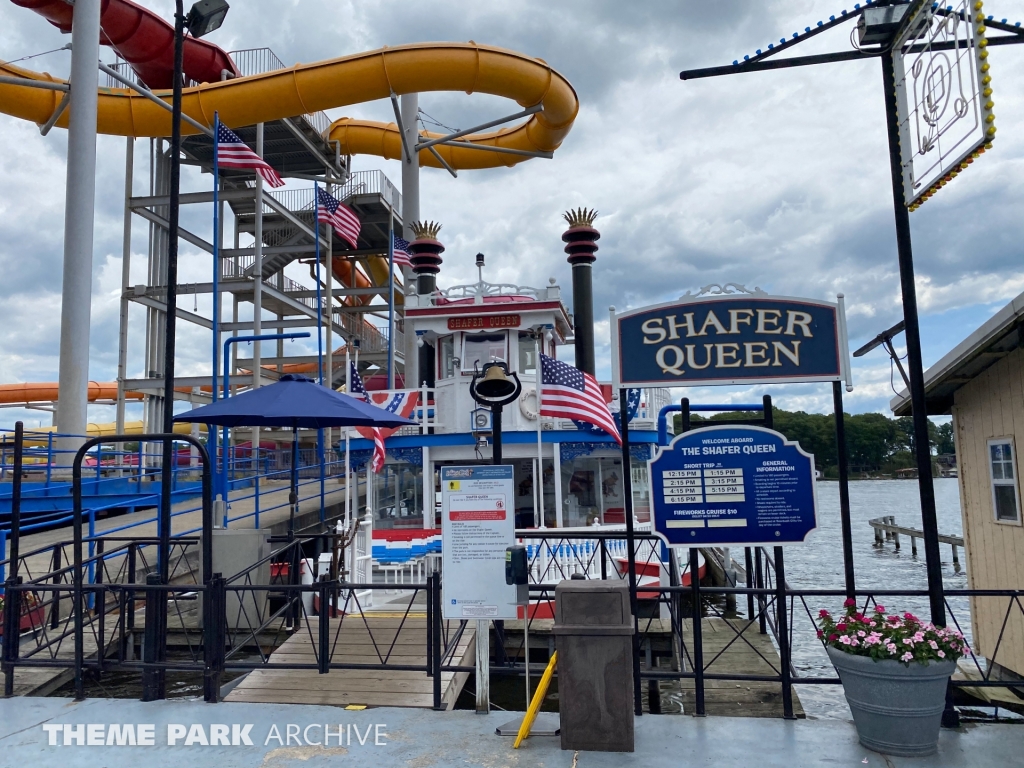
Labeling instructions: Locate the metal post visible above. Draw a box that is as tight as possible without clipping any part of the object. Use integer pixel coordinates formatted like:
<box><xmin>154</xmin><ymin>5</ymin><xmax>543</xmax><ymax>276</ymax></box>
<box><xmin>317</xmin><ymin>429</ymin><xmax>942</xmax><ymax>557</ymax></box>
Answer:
<box><xmin>476</xmin><ymin>618</ymin><xmax>490</xmax><ymax>713</ymax></box>
<box><xmin>744</xmin><ymin>547</ymin><xmax>755</xmax><ymax>621</ymax></box>
<box><xmin>755</xmin><ymin>548</ymin><xmax>767</xmax><ymax>634</ymax></box>
<box><xmin>774</xmin><ymin>546</ymin><xmax>795</xmax><ymax>720</ymax></box>
<box><xmin>251</xmin><ymin>124</ymin><xmax>265</xmax><ymax>470</ymax></box>
<box><xmin>534</xmin><ymin>334</ymin><xmax>545</xmax><ymax>528</ymax></box>
<box><xmin>319</xmin><ymin>580</ymin><xmax>330</xmax><ymax>673</ymax></box>
<box><xmin>401</xmin><ymin>92</ymin><xmax>420</xmax><ymax>376</ymax></box>
<box><xmin>387</xmin><ymin>210</ymin><xmax>396</xmax><ymax>389</ymax></box>
<box><xmin>833</xmin><ymin>381</ymin><xmax>856</xmax><ymax>597</ymax></box>
<box><xmin>425</xmin><ymin>573</ymin><xmax>434</xmax><ymax>676</ymax></box>
<box><xmin>880</xmin><ymin>51</ymin><xmax>945</xmax><ymax>627</ymax></box>
<box><xmin>492</xmin><ymin>404</ymin><xmax>503</xmax><ymax>465</ymax></box>
<box><xmin>689</xmin><ymin>547</ymin><xmax>705</xmax><ymax>716</ymax></box>
<box><xmin>153</xmin><ymin>2</ymin><xmax>186</xmax><ymax>700</ymax></box>
<box><xmin>211</xmin><ymin>115</ymin><xmax>222</xmax><ymax>491</ymax></box>
<box><xmin>55</xmin><ymin>0</ymin><xmax>101</xmax><ymax>458</ymax></box>
<box><xmin>432</xmin><ymin>573</ymin><xmax>443</xmax><ymax>710</ymax></box>
<box><xmin>620</xmin><ymin>389</ymin><xmax>642</xmax><ymax>716</ymax></box>
<box><xmin>116</xmin><ymin>139</ymin><xmax>134</xmax><ymax>445</ymax></box>
<box><xmin>141</xmin><ymin>572</ymin><xmax>161</xmax><ymax>701</ymax></box>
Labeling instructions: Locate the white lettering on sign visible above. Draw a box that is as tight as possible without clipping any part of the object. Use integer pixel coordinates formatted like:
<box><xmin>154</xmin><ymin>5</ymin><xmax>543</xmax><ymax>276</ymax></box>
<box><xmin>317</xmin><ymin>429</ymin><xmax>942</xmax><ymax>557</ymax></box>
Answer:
<box><xmin>637</xmin><ymin>306</ymin><xmax>812</xmax><ymax>378</ymax></box>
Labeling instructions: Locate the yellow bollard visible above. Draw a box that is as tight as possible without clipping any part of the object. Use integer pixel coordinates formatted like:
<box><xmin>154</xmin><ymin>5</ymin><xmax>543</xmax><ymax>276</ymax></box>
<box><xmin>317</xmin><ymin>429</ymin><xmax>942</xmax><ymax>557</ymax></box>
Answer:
<box><xmin>513</xmin><ymin>651</ymin><xmax>557</xmax><ymax>749</ymax></box>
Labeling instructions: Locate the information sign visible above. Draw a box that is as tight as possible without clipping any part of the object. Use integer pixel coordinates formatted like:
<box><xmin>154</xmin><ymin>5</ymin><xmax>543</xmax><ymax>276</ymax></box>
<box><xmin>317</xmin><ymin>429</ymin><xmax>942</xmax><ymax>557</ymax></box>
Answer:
<box><xmin>441</xmin><ymin>465</ymin><xmax>518</xmax><ymax>620</ymax></box>
<box><xmin>649</xmin><ymin>425</ymin><xmax>817</xmax><ymax>546</ymax></box>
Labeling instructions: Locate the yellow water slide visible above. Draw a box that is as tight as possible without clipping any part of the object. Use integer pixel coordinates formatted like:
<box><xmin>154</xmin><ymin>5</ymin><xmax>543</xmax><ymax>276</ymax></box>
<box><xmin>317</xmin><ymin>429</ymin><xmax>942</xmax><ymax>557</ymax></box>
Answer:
<box><xmin>0</xmin><ymin>41</ymin><xmax>578</xmax><ymax>161</ymax></box>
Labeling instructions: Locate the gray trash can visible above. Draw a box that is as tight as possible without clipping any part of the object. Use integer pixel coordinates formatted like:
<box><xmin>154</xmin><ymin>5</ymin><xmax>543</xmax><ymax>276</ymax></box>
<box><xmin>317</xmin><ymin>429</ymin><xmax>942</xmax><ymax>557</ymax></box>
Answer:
<box><xmin>554</xmin><ymin>580</ymin><xmax>635</xmax><ymax>752</ymax></box>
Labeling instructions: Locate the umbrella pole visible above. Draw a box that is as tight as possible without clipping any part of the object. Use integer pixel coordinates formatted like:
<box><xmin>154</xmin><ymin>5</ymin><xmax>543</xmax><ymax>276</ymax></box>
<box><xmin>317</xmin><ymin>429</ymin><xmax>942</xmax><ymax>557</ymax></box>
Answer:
<box><xmin>290</xmin><ymin>425</ymin><xmax>298</xmax><ymax>540</ymax></box>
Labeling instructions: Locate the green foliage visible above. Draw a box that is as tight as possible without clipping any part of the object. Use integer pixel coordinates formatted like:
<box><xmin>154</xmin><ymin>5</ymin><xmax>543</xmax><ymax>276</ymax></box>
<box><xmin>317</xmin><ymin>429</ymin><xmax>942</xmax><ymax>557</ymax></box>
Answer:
<box><xmin>673</xmin><ymin>407</ymin><xmax>949</xmax><ymax>473</ymax></box>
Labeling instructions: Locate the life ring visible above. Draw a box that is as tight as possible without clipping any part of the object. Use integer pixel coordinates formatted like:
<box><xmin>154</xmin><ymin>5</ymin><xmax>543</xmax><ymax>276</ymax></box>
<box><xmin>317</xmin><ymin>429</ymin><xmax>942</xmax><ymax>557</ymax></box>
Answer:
<box><xmin>519</xmin><ymin>388</ymin><xmax>539</xmax><ymax>420</ymax></box>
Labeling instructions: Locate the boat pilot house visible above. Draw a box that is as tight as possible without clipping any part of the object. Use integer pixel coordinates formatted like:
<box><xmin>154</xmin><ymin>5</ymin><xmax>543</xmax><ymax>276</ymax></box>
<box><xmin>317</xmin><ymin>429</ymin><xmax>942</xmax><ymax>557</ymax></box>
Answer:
<box><xmin>892</xmin><ymin>291</ymin><xmax>1024</xmax><ymax>681</ymax></box>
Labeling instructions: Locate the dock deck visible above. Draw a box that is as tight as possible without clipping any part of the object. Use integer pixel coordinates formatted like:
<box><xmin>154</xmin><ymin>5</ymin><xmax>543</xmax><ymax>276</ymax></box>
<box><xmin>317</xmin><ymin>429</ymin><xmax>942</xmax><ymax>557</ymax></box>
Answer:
<box><xmin>225</xmin><ymin>612</ymin><xmax>475</xmax><ymax>710</ymax></box>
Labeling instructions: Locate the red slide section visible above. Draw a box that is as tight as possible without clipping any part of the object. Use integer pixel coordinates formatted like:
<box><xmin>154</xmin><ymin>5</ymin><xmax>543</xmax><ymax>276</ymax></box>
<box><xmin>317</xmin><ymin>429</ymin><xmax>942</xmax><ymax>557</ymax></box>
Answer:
<box><xmin>13</xmin><ymin>0</ymin><xmax>239</xmax><ymax>88</ymax></box>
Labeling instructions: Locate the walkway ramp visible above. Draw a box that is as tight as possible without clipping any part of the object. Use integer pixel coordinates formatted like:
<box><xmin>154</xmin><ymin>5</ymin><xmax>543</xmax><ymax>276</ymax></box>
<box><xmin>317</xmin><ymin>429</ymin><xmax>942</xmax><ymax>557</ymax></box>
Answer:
<box><xmin>225</xmin><ymin>613</ymin><xmax>474</xmax><ymax>710</ymax></box>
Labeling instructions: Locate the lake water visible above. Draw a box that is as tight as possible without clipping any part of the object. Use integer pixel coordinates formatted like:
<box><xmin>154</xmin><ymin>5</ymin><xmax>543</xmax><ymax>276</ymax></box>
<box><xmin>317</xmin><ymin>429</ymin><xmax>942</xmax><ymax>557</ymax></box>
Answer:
<box><xmin>780</xmin><ymin>478</ymin><xmax>968</xmax><ymax>719</ymax></box>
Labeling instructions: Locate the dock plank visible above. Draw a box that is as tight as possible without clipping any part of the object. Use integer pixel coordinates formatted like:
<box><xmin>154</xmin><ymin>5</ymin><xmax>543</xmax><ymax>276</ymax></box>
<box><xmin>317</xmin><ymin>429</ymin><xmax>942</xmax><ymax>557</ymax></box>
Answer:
<box><xmin>225</xmin><ymin>615</ymin><xmax>474</xmax><ymax>710</ymax></box>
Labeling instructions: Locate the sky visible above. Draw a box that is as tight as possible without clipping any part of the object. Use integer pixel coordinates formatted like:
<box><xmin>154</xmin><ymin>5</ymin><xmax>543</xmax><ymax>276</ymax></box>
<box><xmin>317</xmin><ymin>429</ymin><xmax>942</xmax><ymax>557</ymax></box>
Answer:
<box><xmin>1</xmin><ymin>0</ymin><xmax>1023</xmax><ymax>429</ymax></box>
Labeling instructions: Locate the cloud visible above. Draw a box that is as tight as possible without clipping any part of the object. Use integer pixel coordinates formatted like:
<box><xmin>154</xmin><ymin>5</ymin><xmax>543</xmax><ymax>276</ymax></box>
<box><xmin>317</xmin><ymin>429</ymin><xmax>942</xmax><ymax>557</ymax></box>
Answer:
<box><xmin>1</xmin><ymin>1</ymin><xmax>1023</xmax><ymax>427</ymax></box>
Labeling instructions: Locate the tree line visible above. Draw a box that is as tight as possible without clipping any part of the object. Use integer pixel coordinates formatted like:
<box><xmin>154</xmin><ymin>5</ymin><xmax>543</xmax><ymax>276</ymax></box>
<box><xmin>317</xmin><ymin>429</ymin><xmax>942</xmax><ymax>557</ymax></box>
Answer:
<box><xmin>675</xmin><ymin>408</ymin><xmax>955</xmax><ymax>476</ymax></box>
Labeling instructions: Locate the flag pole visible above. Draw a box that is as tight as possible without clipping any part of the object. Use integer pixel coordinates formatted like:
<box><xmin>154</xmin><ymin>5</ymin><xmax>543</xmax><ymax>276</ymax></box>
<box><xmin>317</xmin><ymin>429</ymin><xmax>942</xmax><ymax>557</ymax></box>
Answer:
<box><xmin>535</xmin><ymin>336</ymin><xmax>545</xmax><ymax>529</ymax></box>
<box><xmin>211</xmin><ymin>112</ymin><xmax>221</xmax><ymax>500</ymax></box>
<box><xmin>387</xmin><ymin>208</ymin><xmax>396</xmax><ymax>390</ymax></box>
<box><xmin>314</xmin><ymin>184</ymin><xmax>326</xmax><ymax>516</ymax></box>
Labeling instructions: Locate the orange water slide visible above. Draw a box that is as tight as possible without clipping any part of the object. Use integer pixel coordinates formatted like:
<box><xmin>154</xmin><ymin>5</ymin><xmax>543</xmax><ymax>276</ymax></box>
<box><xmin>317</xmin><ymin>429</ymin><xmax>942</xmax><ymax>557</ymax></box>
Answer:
<box><xmin>0</xmin><ymin>381</ymin><xmax>143</xmax><ymax>405</ymax></box>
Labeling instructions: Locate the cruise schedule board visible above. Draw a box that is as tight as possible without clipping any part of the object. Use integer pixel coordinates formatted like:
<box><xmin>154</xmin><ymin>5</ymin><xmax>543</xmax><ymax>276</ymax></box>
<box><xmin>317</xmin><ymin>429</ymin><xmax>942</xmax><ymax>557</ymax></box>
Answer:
<box><xmin>441</xmin><ymin>465</ymin><xmax>518</xmax><ymax>620</ymax></box>
<box><xmin>649</xmin><ymin>425</ymin><xmax>817</xmax><ymax>547</ymax></box>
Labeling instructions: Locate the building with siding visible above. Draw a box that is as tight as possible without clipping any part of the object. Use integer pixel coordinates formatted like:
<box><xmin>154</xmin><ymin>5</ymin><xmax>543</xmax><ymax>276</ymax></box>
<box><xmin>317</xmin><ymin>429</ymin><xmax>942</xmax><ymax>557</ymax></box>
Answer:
<box><xmin>891</xmin><ymin>293</ymin><xmax>1024</xmax><ymax>680</ymax></box>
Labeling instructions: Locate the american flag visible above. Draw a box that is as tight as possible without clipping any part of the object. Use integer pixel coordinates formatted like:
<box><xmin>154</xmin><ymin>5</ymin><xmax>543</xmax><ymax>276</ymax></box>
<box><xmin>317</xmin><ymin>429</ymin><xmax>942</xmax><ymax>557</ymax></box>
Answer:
<box><xmin>215</xmin><ymin>122</ymin><xmax>284</xmax><ymax>188</ymax></box>
<box><xmin>392</xmin><ymin>234</ymin><xmax>412</xmax><ymax>269</ymax></box>
<box><xmin>317</xmin><ymin>187</ymin><xmax>361</xmax><ymax>249</ymax></box>
<box><xmin>349</xmin><ymin>362</ymin><xmax>385</xmax><ymax>472</ymax></box>
<box><xmin>540</xmin><ymin>353</ymin><xmax>621</xmax><ymax>444</ymax></box>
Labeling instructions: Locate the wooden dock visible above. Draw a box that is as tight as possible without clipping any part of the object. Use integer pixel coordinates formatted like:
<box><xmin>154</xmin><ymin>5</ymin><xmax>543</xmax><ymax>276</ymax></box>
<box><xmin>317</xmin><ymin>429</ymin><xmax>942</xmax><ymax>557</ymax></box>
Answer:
<box><xmin>869</xmin><ymin>515</ymin><xmax>964</xmax><ymax>568</ymax></box>
<box><xmin>225</xmin><ymin>613</ymin><xmax>475</xmax><ymax>710</ymax></box>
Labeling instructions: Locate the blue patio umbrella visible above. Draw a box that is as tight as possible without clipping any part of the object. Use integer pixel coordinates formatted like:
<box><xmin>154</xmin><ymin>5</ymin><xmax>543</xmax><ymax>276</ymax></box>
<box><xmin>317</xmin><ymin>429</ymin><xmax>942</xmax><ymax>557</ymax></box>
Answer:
<box><xmin>174</xmin><ymin>374</ymin><xmax>414</xmax><ymax>534</ymax></box>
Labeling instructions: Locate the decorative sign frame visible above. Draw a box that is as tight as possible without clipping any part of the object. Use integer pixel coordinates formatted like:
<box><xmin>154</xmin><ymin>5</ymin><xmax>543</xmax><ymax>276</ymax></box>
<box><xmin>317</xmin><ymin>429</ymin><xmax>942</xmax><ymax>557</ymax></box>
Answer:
<box><xmin>610</xmin><ymin>285</ymin><xmax>852</xmax><ymax>390</ymax></box>
<box><xmin>648</xmin><ymin>425</ymin><xmax>818</xmax><ymax>547</ymax></box>
<box><xmin>894</xmin><ymin>1</ymin><xmax>996</xmax><ymax>209</ymax></box>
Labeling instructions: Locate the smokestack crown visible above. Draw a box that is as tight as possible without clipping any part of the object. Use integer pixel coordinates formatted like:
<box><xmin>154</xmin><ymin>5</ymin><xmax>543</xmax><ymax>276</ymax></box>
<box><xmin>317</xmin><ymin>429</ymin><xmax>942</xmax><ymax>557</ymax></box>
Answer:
<box><xmin>562</xmin><ymin>207</ymin><xmax>600</xmax><ymax>265</ymax></box>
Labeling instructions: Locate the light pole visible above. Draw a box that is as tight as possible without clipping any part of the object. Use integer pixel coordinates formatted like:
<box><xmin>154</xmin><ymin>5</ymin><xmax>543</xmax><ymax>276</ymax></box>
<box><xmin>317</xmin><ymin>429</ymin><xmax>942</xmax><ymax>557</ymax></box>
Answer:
<box><xmin>469</xmin><ymin>362</ymin><xmax>522</xmax><ymax>465</ymax></box>
<box><xmin>146</xmin><ymin>0</ymin><xmax>229</xmax><ymax>702</ymax></box>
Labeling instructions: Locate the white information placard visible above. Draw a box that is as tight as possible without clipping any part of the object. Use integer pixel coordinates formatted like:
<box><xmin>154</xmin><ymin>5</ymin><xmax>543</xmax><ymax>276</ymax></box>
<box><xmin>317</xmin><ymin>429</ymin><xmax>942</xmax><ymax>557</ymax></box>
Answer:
<box><xmin>441</xmin><ymin>465</ymin><xmax>518</xmax><ymax>620</ymax></box>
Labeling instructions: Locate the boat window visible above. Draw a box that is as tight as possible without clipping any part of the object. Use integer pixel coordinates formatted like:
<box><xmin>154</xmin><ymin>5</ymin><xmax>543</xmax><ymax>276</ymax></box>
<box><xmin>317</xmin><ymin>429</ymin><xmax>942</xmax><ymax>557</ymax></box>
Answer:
<box><xmin>438</xmin><ymin>335</ymin><xmax>456</xmax><ymax>379</ymax></box>
<box><xmin>988</xmin><ymin>439</ymin><xmax>1021</xmax><ymax>523</ymax></box>
<box><xmin>462</xmin><ymin>332</ymin><xmax>507</xmax><ymax>375</ymax></box>
<box><xmin>518</xmin><ymin>332</ymin><xmax>537</xmax><ymax>374</ymax></box>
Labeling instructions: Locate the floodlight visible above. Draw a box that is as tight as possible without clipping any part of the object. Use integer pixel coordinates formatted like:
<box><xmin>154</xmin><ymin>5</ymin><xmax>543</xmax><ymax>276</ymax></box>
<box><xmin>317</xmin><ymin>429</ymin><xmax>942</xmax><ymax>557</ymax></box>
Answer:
<box><xmin>187</xmin><ymin>0</ymin><xmax>230</xmax><ymax>39</ymax></box>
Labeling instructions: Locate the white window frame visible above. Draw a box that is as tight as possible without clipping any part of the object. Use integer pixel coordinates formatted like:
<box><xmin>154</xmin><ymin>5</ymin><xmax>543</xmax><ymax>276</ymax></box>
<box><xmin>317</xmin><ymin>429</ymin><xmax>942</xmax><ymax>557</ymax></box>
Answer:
<box><xmin>460</xmin><ymin>331</ymin><xmax>508</xmax><ymax>376</ymax></box>
<box><xmin>987</xmin><ymin>437</ymin><xmax>1022</xmax><ymax>525</ymax></box>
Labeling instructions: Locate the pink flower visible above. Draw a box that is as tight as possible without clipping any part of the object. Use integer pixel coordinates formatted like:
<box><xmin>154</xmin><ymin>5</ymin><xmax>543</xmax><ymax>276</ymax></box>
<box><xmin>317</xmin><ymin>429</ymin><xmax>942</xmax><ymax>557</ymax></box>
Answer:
<box><xmin>903</xmin><ymin>638</ymin><xmax>914</xmax><ymax>646</ymax></box>
<box><xmin>875</xmin><ymin>605</ymin><xmax>886</xmax><ymax>614</ymax></box>
<box><xmin>850</xmin><ymin>638</ymin><xmax>860</xmax><ymax>647</ymax></box>
<box><xmin>886</xmin><ymin>643</ymin><xmax>897</xmax><ymax>653</ymax></box>
<box><xmin>938</xmin><ymin>650</ymin><xmax>946</xmax><ymax>658</ymax></box>
<box><xmin>816</xmin><ymin>630</ymin><xmax>824</xmax><ymax>639</ymax></box>
<box><xmin>836</xmin><ymin>623</ymin><xmax>848</xmax><ymax>632</ymax></box>
<box><xmin>913</xmin><ymin>632</ymin><xmax>925</xmax><ymax>643</ymax></box>
<box><xmin>818</xmin><ymin>609</ymin><xmax>830</xmax><ymax>619</ymax></box>
<box><xmin>844</xmin><ymin>598</ymin><xmax>857</xmax><ymax>608</ymax></box>
<box><xmin>929</xmin><ymin>640</ymin><xmax>938</xmax><ymax>650</ymax></box>
<box><xmin>857</xmin><ymin>630</ymin><xmax>866</xmax><ymax>638</ymax></box>
<box><xmin>840</xmin><ymin>636</ymin><xmax>852</xmax><ymax>645</ymax></box>
<box><xmin>901</xmin><ymin>652</ymin><xmax>913</xmax><ymax>662</ymax></box>
<box><xmin>828</xmin><ymin>634</ymin><xmax>838</xmax><ymax>641</ymax></box>
<box><xmin>904</xmin><ymin>612</ymin><xmax>918</xmax><ymax>621</ymax></box>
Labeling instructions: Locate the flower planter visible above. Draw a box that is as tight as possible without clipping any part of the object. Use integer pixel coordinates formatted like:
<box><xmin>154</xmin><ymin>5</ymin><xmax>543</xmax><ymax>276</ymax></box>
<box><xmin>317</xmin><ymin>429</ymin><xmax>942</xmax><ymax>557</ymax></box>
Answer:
<box><xmin>827</xmin><ymin>646</ymin><xmax>955</xmax><ymax>757</ymax></box>
<box><xmin>0</xmin><ymin>605</ymin><xmax>45</xmax><ymax>637</ymax></box>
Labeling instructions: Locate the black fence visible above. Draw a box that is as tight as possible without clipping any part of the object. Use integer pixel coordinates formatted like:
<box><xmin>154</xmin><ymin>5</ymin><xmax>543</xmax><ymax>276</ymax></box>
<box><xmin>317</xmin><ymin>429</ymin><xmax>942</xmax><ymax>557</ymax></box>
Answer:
<box><xmin>2</xmin><ymin>431</ymin><xmax>1022</xmax><ymax>717</ymax></box>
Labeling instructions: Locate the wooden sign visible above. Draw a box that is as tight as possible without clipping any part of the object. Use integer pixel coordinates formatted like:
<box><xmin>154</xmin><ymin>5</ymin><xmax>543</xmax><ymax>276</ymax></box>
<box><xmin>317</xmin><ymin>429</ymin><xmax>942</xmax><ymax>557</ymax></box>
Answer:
<box><xmin>447</xmin><ymin>314</ymin><xmax>521</xmax><ymax>331</ymax></box>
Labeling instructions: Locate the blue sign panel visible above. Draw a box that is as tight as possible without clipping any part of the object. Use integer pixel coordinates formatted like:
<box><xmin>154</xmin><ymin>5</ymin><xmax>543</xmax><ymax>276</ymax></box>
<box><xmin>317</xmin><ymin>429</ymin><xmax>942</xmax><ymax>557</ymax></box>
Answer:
<box><xmin>615</xmin><ymin>296</ymin><xmax>844</xmax><ymax>388</ymax></box>
<box><xmin>649</xmin><ymin>425</ymin><xmax>818</xmax><ymax>546</ymax></box>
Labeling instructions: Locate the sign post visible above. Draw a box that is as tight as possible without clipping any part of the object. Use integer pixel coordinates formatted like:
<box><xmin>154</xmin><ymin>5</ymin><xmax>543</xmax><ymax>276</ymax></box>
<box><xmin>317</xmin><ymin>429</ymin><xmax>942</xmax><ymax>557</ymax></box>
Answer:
<box><xmin>441</xmin><ymin>465</ymin><xmax>517</xmax><ymax>714</ymax></box>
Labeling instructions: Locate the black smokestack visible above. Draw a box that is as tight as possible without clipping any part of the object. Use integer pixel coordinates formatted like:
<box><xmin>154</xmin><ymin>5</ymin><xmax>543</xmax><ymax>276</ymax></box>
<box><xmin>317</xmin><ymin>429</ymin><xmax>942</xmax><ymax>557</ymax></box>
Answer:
<box><xmin>408</xmin><ymin>221</ymin><xmax>444</xmax><ymax>296</ymax></box>
<box><xmin>562</xmin><ymin>208</ymin><xmax>600</xmax><ymax>376</ymax></box>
